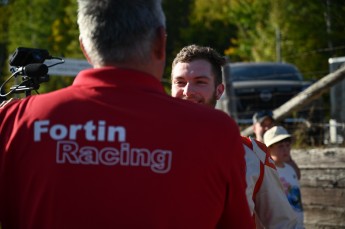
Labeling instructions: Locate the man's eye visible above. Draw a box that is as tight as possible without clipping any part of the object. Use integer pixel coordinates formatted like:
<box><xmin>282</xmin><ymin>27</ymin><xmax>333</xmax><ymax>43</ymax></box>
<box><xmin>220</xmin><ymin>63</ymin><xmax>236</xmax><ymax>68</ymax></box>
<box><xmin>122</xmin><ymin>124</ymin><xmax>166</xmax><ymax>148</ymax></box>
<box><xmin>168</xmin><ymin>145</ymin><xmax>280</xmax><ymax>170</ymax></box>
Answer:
<box><xmin>197</xmin><ymin>81</ymin><xmax>208</xmax><ymax>85</ymax></box>
<box><xmin>175</xmin><ymin>81</ymin><xmax>186</xmax><ymax>86</ymax></box>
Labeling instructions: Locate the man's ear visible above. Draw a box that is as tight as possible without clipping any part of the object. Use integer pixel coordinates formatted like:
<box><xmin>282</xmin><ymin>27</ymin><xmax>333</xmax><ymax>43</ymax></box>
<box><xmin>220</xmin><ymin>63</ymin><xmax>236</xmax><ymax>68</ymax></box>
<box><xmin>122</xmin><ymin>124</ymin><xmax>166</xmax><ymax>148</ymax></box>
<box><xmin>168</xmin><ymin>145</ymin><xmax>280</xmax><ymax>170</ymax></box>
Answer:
<box><xmin>79</xmin><ymin>36</ymin><xmax>92</xmax><ymax>65</ymax></box>
<box><xmin>153</xmin><ymin>26</ymin><xmax>166</xmax><ymax>61</ymax></box>
<box><xmin>216</xmin><ymin>83</ymin><xmax>225</xmax><ymax>100</ymax></box>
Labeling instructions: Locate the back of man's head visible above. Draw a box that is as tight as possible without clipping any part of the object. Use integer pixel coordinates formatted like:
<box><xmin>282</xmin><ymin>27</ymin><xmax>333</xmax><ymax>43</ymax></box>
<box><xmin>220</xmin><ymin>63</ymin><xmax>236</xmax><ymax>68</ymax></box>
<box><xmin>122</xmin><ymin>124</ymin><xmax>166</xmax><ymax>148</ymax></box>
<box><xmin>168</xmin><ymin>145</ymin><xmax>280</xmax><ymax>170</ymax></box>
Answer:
<box><xmin>77</xmin><ymin>0</ymin><xmax>166</xmax><ymax>67</ymax></box>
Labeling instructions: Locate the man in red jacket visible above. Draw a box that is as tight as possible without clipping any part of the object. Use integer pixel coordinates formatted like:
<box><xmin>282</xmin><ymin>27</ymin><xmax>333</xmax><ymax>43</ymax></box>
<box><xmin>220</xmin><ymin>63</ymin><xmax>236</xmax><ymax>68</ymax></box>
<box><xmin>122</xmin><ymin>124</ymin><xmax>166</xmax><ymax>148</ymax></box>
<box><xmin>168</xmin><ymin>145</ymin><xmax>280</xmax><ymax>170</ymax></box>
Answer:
<box><xmin>0</xmin><ymin>1</ymin><xmax>253</xmax><ymax>228</ymax></box>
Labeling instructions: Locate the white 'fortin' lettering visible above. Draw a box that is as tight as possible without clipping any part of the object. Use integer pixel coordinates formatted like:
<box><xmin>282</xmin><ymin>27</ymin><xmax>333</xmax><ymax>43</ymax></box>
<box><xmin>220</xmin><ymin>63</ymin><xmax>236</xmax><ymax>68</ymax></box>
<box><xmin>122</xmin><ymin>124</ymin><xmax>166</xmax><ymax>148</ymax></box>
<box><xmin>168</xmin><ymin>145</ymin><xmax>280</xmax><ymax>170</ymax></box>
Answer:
<box><xmin>34</xmin><ymin>120</ymin><xmax>126</xmax><ymax>143</ymax></box>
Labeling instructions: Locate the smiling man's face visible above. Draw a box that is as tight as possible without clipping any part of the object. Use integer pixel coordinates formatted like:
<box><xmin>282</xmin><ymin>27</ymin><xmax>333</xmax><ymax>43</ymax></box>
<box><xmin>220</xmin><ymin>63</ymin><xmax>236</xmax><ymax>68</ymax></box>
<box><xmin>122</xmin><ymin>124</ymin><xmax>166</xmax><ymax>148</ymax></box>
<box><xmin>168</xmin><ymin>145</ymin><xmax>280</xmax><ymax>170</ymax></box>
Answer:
<box><xmin>171</xmin><ymin>59</ymin><xmax>224</xmax><ymax>107</ymax></box>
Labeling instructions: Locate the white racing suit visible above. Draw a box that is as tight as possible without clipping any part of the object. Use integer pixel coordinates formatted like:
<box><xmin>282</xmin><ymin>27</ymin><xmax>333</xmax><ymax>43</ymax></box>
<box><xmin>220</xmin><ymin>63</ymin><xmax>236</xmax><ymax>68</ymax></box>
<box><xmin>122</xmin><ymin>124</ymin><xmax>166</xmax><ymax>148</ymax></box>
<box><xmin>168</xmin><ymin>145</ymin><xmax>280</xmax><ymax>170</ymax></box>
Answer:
<box><xmin>242</xmin><ymin>137</ymin><xmax>303</xmax><ymax>229</ymax></box>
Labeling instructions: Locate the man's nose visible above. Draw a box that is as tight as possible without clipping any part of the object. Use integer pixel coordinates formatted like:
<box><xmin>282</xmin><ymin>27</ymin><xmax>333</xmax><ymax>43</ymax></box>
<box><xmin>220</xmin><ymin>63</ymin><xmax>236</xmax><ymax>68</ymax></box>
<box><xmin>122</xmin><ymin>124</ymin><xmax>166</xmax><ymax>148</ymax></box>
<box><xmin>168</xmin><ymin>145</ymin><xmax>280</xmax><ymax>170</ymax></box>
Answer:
<box><xmin>183</xmin><ymin>83</ymin><xmax>196</xmax><ymax>96</ymax></box>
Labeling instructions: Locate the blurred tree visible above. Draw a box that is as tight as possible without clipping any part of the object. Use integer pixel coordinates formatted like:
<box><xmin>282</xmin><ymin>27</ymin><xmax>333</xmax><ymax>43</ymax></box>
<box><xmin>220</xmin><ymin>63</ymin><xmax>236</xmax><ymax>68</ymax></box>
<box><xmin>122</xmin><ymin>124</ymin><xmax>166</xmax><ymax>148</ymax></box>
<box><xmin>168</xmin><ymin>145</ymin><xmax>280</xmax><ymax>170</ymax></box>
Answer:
<box><xmin>8</xmin><ymin>0</ymin><xmax>55</xmax><ymax>52</ymax></box>
<box><xmin>0</xmin><ymin>1</ymin><xmax>11</xmax><ymax>99</ymax></box>
<box><xmin>4</xmin><ymin>0</ymin><xmax>81</xmax><ymax>95</ymax></box>
<box><xmin>274</xmin><ymin>1</ymin><xmax>332</xmax><ymax>80</ymax></box>
<box><xmin>181</xmin><ymin>0</ymin><xmax>237</xmax><ymax>58</ymax></box>
<box><xmin>223</xmin><ymin>0</ymin><xmax>345</xmax><ymax>81</ymax></box>
<box><xmin>224</xmin><ymin>0</ymin><xmax>270</xmax><ymax>61</ymax></box>
<box><xmin>1</xmin><ymin>0</ymin><xmax>345</xmax><ymax>97</ymax></box>
<box><xmin>40</xmin><ymin>0</ymin><xmax>81</xmax><ymax>93</ymax></box>
<box><xmin>0</xmin><ymin>2</ymin><xmax>10</xmax><ymax>69</ymax></box>
<box><xmin>162</xmin><ymin>0</ymin><xmax>193</xmax><ymax>84</ymax></box>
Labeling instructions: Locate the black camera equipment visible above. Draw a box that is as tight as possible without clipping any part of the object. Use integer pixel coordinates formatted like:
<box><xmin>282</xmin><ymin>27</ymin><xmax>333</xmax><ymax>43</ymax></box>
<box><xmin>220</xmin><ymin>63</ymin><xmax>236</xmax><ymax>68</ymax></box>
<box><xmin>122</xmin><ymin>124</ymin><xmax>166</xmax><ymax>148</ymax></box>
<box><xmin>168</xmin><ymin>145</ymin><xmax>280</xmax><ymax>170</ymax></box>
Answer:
<box><xmin>9</xmin><ymin>47</ymin><xmax>50</xmax><ymax>67</ymax></box>
<box><xmin>0</xmin><ymin>47</ymin><xmax>65</xmax><ymax>97</ymax></box>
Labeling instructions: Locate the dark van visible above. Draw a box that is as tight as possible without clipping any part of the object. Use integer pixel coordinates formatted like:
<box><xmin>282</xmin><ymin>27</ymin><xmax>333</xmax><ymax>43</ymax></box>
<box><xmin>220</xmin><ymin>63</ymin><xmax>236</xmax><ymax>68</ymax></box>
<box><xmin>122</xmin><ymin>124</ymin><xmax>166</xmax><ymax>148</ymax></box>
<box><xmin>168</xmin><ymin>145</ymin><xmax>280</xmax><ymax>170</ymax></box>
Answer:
<box><xmin>216</xmin><ymin>62</ymin><xmax>322</xmax><ymax>126</ymax></box>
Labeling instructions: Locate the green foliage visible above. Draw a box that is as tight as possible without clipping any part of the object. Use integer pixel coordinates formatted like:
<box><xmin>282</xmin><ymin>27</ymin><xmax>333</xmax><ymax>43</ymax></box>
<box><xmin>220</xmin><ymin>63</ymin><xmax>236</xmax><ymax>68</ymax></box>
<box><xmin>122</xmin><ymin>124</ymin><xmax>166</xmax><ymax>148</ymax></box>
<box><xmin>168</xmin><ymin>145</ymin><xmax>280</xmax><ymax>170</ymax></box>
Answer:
<box><xmin>276</xmin><ymin>1</ymin><xmax>329</xmax><ymax>79</ymax></box>
<box><xmin>8</xmin><ymin>0</ymin><xmax>54</xmax><ymax>51</ymax></box>
<box><xmin>1</xmin><ymin>0</ymin><xmax>82</xmax><ymax>95</ymax></box>
<box><xmin>0</xmin><ymin>3</ymin><xmax>10</xmax><ymax>77</ymax></box>
<box><xmin>225</xmin><ymin>0</ymin><xmax>273</xmax><ymax>61</ymax></box>
<box><xmin>162</xmin><ymin>0</ymin><xmax>193</xmax><ymax>81</ymax></box>
<box><xmin>182</xmin><ymin>0</ymin><xmax>236</xmax><ymax>54</ymax></box>
<box><xmin>1</xmin><ymin>0</ymin><xmax>345</xmax><ymax>98</ymax></box>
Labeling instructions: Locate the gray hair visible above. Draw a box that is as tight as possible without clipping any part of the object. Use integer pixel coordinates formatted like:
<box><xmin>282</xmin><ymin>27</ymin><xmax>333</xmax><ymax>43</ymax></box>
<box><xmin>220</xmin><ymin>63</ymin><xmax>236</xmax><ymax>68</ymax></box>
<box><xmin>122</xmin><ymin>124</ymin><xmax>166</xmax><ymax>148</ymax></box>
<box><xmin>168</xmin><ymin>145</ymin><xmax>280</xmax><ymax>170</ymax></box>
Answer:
<box><xmin>77</xmin><ymin>0</ymin><xmax>166</xmax><ymax>66</ymax></box>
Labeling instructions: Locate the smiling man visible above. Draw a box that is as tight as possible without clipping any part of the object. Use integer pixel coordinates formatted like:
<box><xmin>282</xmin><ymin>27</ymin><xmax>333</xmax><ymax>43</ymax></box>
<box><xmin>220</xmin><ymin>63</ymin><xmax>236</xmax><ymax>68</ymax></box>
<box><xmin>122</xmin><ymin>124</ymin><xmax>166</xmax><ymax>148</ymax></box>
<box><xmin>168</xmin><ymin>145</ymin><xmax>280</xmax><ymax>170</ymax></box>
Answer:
<box><xmin>171</xmin><ymin>46</ymin><xmax>224</xmax><ymax>107</ymax></box>
<box><xmin>171</xmin><ymin>44</ymin><xmax>301</xmax><ymax>229</ymax></box>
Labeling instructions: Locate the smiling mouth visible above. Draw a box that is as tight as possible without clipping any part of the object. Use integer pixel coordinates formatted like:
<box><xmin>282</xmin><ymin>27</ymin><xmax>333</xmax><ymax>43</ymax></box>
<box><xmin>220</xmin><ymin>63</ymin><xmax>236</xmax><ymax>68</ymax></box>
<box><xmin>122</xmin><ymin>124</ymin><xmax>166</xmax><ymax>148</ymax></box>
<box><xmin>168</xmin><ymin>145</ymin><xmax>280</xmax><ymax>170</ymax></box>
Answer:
<box><xmin>185</xmin><ymin>98</ymin><xmax>201</xmax><ymax>104</ymax></box>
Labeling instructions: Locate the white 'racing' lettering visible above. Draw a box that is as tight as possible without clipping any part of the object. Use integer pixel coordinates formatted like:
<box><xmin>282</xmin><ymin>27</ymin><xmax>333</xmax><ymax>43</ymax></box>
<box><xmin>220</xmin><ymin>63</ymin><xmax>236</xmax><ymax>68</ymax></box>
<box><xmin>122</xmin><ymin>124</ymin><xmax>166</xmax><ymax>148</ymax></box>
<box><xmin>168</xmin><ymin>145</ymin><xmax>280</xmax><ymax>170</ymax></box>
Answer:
<box><xmin>56</xmin><ymin>141</ymin><xmax>172</xmax><ymax>174</ymax></box>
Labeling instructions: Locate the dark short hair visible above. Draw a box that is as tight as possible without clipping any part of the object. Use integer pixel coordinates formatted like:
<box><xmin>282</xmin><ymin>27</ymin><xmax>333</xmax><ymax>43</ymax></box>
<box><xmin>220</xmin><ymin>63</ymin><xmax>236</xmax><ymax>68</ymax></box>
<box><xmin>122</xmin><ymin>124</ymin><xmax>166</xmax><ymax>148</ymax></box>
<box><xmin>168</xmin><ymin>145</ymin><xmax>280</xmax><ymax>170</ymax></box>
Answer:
<box><xmin>172</xmin><ymin>45</ymin><xmax>226</xmax><ymax>86</ymax></box>
<box><xmin>252</xmin><ymin>110</ymin><xmax>274</xmax><ymax>124</ymax></box>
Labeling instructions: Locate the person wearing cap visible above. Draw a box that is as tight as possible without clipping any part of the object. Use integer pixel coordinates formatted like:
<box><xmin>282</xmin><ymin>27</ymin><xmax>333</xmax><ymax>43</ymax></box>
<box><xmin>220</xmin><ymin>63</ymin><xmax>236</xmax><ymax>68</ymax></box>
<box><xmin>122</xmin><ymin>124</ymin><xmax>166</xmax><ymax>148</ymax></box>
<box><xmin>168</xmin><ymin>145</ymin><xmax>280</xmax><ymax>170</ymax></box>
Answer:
<box><xmin>252</xmin><ymin>111</ymin><xmax>301</xmax><ymax>179</ymax></box>
<box><xmin>171</xmin><ymin>44</ymin><xmax>301</xmax><ymax>229</ymax></box>
<box><xmin>264</xmin><ymin>126</ymin><xmax>304</xmax><ymax>228</ymax></box>
<box><xmin>252</xmin><ymin>110</ymin><xmax>275</xmax><ymax>142</ymax></box>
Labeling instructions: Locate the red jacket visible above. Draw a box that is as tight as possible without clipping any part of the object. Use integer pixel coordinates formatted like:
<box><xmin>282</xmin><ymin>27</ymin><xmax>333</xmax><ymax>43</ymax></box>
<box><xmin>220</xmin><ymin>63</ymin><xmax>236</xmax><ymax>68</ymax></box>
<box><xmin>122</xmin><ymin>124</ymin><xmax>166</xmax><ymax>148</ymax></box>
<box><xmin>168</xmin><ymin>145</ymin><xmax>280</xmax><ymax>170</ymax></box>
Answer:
<box><xmin>0</xmin><ymin>67</ymin><xmax>254</xmax><ymax>229</ymax></box>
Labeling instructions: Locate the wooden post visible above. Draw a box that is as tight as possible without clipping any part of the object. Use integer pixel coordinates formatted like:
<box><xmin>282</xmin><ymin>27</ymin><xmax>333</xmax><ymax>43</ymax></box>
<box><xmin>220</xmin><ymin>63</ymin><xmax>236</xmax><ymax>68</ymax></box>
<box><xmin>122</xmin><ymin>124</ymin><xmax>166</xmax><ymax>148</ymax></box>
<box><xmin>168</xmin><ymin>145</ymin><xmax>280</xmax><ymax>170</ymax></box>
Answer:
<box><xmin>221</xmin><ymin>59</ymin><xmax>238</xmax><ymax>121</ymax></box>
<box><xmin>291</xmin><ymin>147</ymin><xmax>345</xmax><ymax>228</ymax></box>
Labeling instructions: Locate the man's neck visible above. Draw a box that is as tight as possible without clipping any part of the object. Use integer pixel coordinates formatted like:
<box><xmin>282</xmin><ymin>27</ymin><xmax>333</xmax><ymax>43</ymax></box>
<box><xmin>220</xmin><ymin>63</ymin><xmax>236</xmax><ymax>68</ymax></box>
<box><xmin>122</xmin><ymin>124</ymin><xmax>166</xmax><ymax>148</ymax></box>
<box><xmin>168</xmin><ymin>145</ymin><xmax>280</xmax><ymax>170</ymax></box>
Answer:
<box><xmin>95</xmin><ymin>62</ymin><xmax>163</xmax><ymax>82</ymax></box>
